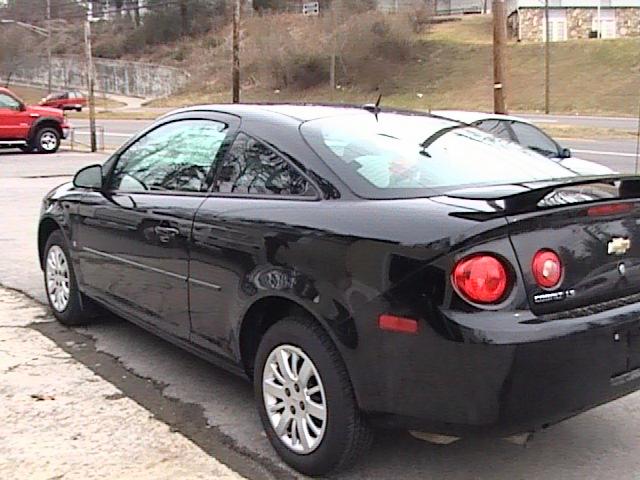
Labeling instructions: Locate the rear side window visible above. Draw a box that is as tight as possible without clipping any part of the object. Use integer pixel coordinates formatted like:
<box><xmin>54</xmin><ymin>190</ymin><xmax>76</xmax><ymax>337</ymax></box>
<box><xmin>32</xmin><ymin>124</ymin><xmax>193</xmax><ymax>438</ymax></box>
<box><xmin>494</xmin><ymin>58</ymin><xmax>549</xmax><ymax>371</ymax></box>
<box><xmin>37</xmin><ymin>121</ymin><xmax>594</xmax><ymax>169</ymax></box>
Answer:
<box><xmin>215</xmin><ymin>133</ymin><xmax>314</xmax><ymax>197</ymax></box>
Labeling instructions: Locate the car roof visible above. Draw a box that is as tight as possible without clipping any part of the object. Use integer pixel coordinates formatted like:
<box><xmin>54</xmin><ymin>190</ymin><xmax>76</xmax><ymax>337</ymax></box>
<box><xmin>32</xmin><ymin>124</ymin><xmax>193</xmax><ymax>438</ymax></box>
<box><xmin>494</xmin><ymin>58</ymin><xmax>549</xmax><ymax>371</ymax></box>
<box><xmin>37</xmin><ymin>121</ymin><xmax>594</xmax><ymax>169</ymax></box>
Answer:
<box><xmin>431</xmin><ymin>110</ymin><xmax>534</xmax><ymax>125</ymax></box>
<box><xmin>163</xmin><ymin>103</ymin><xmax>438</xmax><ymax>123</ymax></box>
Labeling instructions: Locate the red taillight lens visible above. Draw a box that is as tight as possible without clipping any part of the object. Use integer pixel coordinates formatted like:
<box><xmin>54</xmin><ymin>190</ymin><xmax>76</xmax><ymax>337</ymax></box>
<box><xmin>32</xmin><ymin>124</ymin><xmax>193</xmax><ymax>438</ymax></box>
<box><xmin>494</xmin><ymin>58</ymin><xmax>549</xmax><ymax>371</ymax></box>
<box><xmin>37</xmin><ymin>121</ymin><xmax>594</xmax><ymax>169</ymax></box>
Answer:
<box><xmin>452</xmin><ymin>254</ymin><xmax>509</xmax><ymax>304</ymax></box>
<box><xmin>531</xmin><ymin>249</ymin><xmax>562</xmax><ymax>289</ymax></box>
<box><xmin>587</xmin><ymin>203</ymin><xmax>633</xmax><ymax>217</ymax></box>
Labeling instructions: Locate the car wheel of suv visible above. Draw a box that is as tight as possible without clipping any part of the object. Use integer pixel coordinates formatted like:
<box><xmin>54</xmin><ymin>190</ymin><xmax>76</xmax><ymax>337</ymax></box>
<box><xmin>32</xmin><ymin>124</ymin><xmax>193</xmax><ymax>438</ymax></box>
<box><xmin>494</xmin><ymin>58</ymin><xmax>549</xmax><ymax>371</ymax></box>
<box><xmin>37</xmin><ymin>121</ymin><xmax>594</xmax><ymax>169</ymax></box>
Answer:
<box><xmin>254</xmin><ymin>315</ymin><xmax>372</xmax><ymax>476</ymax></box>
<box><xmin>44</xmin><ymin>230</ymin><xmax>92</xmax><ymax>326</ymax></box>
<box><xmin>35</xmin><ymin>127</ymin><xmax>61</xmax><ymax>154</ymax></box>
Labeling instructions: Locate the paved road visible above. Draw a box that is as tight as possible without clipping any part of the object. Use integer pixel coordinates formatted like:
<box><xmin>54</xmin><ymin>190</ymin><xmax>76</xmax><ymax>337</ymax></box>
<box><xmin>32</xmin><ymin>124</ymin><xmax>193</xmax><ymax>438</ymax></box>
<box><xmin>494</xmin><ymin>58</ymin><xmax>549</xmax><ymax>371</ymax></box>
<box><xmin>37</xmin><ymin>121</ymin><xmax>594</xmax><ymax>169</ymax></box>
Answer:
<box><xmin>4</xmin><ymin>148</ymin><xmax>640</xmax><ymax>479</ymax></box>
<box><xmin>521</xmin><ymin>113</ymin><xmax>640</xmax><ymax>130</ymax></box>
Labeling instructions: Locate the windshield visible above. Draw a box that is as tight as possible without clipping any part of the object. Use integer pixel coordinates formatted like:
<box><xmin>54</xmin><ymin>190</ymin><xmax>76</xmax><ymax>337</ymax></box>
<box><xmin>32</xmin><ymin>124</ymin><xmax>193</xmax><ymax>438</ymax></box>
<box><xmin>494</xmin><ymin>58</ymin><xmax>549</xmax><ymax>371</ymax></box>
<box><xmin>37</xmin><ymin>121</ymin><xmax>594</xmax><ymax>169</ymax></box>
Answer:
<box><xmin>301</xmin><ymin>113</ymin><xmax>578</xmax><ymax>199</ymax></box>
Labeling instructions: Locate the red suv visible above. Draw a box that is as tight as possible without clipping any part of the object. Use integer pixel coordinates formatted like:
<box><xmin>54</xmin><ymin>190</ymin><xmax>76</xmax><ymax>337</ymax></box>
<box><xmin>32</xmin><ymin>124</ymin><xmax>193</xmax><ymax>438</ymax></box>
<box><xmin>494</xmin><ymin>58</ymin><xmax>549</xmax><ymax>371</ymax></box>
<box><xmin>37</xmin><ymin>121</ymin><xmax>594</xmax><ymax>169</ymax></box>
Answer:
<box><xmin>0</xmin><ymin>87</ymin><xmax>70</xmax><ymax>154</ymax></box>
<box><xmin>40</xmin><ymin>90</ymin><xmax>87</xmax><ymax>112</ymax></box>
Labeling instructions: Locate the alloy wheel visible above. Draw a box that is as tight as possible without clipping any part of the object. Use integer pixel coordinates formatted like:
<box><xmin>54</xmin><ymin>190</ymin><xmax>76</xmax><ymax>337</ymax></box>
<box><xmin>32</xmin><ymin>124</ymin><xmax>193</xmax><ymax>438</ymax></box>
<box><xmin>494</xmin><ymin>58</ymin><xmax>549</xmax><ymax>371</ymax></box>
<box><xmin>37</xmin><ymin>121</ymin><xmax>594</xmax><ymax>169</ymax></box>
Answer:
<box><xmin>262</xmin><ymin>344</ymin><xmax>327</xmax><ymax>454</ymax></box>
<box><xmin>40</xmin><ymin>131</ymin><xmax>59</xmax><ymax>152</ymax></box>
<box><xmin>46</xmin><ymin>245</ymin><xmax>70</xmax><ymax>312</ymax></box>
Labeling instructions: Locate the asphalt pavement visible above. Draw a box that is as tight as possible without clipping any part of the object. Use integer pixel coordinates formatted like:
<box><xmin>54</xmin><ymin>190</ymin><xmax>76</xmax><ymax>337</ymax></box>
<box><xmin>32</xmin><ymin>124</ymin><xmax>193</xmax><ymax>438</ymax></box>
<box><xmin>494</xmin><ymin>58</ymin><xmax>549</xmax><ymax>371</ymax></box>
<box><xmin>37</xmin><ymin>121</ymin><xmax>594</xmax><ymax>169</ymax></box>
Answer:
<box><xmin>4</xmin><ymin>147</ymin><xmax>640</xmax><ymax>479</ymax></box>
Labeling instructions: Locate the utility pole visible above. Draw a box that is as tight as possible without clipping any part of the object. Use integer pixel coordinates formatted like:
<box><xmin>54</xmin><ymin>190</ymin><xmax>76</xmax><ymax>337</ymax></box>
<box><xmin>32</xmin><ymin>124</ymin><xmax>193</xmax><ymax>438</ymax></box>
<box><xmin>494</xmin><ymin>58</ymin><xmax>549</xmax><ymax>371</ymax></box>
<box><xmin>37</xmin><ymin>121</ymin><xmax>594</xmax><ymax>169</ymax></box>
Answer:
<box><xmin>46</xmin><ymin>0</ymin><xmax>52</xmax><ymax>94</ymax></box>
<box><xmin>544</xmin><ymin>0</ymin><xmax>550</xmax><ymax>113</ymax></box>
<box><xmin>84</xmin><ymin>2</ymin><xmax>97</xmax><ymax>152</ymax></box>
<box><xmin>232</xmin><ymin>0</ymin><xmax>240</xmax><ymax>103</ymax></box>
<box><xmin>492</xmin><ymin>0</ymin><xmax>507</xmax><ymax>114</ymax></box>
<box><xmin>329</xmin><ymin>0</ymin><xmax>338</xmax><ymax>90</ymax></box>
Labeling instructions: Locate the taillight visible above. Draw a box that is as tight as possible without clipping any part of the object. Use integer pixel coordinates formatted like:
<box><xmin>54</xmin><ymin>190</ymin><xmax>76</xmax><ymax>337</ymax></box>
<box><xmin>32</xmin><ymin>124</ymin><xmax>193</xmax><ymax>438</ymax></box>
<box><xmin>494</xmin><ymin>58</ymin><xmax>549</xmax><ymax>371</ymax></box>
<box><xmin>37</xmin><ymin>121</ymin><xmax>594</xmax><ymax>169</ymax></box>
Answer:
<box><xmin>452</xmin><ymin>254</ymin><xmax>509</xmax><ymax>304</ymax></box>
<box><xmin>587</xmin><ymin>203</ymin><xmax>633</xmax><ymax>217</ymax></box>
<box><xmin>531</xmin><ymin>249</ymin><xmax>562</xmax><ymax>289</ymax></box>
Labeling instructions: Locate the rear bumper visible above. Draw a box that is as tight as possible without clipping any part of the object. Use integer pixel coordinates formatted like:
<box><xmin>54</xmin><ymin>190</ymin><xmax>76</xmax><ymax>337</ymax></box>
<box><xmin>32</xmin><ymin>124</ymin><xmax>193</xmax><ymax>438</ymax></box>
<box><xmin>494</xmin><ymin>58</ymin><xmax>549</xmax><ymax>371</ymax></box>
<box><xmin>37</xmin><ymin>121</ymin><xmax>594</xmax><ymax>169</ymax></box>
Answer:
<box><xmin>355</xmin><ymin>302</ymin><xmax>640</xmax><ymax>436</ymax></box>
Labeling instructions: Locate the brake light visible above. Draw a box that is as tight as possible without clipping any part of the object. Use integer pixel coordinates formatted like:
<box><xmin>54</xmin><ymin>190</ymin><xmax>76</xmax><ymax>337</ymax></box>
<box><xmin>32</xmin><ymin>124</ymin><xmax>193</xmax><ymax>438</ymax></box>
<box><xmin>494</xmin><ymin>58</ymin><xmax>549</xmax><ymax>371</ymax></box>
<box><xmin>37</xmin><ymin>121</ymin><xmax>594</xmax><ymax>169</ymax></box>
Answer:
<box><xmin>587</xmin><ymin>203</ymin><xmax>633</xmax><ymax>217</ymax></box>
<box><xmin>452</xmin><ymin>254</ymin><xmax>509</xmax><ymax>304</ymax></box>
<box><xmin>531</xmin><ymin>249</ymin><xmax>562</xmax><ymax>289</ymax></box>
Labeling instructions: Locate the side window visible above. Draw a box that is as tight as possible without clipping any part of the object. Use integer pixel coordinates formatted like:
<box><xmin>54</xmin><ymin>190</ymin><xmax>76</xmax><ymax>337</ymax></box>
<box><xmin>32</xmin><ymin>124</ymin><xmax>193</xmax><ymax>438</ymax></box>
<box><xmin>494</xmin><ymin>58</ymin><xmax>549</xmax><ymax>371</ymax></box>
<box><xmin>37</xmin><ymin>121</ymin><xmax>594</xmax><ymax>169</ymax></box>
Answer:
<box><xmin>510</xmin><ymin>121</ymin><xmax>559</xmax><ymax>157</ymax></box>
<box><xmin>0</xmin><ymin>93</ymin><xmax>21</xmax><ymax>110</ymax></box>
<box><xmin>474</xmin><ymin>119</ymin><xmax>512</xmax><ymax>140</ymax></box>
<box><xmin>109</xmin><ymin>119</ymin><xmax>229</xmax><ymax>193</ymax></box>
<box><xmin>216</xmin><ymin>133</ymin><xmax>314</xmax><ymax>197</ymax></box>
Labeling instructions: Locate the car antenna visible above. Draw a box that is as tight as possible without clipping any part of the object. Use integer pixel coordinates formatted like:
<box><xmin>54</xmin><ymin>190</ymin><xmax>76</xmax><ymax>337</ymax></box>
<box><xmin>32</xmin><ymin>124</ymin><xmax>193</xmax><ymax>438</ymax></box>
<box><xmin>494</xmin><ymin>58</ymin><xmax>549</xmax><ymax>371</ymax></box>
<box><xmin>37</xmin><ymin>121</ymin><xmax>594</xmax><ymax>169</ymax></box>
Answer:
<box><xmin>363</xmin><ymin>94</ymin><xmax>383</xmax><ymax>120</ymax></box>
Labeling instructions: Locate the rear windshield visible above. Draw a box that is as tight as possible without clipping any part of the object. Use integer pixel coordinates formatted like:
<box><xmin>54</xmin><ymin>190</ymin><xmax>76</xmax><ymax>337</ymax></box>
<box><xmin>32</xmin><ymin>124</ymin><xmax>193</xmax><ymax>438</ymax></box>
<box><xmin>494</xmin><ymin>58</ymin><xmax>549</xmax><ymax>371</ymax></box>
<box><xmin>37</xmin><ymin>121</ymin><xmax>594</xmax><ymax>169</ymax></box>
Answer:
<box><xmin>300</xmin><ymin>113</ymin><xmax>577</xmax><ymax>199</ymax></box>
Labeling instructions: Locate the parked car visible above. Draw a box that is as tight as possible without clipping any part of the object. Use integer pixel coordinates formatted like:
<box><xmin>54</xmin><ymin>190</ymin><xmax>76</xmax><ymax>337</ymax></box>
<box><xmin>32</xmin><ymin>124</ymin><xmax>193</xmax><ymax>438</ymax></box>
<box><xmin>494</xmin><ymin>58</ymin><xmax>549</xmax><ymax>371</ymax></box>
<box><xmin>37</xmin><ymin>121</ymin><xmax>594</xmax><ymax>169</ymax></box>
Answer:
<box><xmin>39</xmin><ymin>104</ymin><xmax>640</xmax><ymax>475</ymax></box>
<box><xmin>0</xmin><ymin>87</ymin><xmax>70</xmax><ymax>153</ymax></box>
<box><xmin>432</xmin><ymin>110</ymin><xmax>614</xmax><ymax>175</ymax></box>
<box><xmin>40</xmin><ymin>90</ymin><xmax>87</xmax><ymax>112</ymax></box>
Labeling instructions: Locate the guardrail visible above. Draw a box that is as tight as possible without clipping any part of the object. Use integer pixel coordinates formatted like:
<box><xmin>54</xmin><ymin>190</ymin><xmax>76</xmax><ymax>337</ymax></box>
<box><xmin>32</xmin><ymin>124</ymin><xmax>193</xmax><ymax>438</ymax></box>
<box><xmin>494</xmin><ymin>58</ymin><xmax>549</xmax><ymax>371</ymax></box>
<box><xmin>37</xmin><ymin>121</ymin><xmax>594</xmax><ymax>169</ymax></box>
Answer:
<box><xmin>69</xmin><ymin>126</ymin><xmax>106</xmax><ymax>152</ymax></box>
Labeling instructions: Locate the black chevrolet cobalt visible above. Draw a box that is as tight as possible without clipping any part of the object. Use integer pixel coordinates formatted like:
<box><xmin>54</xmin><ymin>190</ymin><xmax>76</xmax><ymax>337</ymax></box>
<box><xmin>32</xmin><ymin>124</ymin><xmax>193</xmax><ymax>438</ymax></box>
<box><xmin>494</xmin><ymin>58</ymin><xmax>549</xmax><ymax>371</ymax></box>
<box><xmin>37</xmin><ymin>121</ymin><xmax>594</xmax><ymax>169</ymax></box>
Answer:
<box><xmin>39</xmin><ymin>104</ymin><xmax>640</xmax><ymax>475</ymax></box>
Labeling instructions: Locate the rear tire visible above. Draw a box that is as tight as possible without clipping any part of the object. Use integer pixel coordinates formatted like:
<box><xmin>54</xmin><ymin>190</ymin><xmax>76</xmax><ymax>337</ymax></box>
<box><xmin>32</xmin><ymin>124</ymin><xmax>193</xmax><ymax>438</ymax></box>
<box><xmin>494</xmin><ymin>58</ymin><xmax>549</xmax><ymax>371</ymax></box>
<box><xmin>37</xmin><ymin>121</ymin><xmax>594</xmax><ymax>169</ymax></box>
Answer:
<box><xmin>43</xmin><ymin>230</ymin><xmax>92</xmax><ymax>326</ymax></box>
<box><xmin>254</xmin><ymin>315</ymin><xmax>372</xmax><ymax>476</ymax></box>
<box><xmin>35</xmin><ymin>127</ymin><xmax>61</xmax><ymax>154</ymax></box>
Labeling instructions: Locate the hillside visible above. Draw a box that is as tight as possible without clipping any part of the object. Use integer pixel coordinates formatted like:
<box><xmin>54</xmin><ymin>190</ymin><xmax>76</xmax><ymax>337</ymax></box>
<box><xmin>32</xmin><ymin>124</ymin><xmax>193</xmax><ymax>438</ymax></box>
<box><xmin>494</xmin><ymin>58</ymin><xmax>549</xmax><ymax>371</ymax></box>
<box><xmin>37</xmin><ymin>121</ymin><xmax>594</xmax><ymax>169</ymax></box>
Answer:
<box><xmin>145</xmin><ymin>14</ymin><xmax>640</xmax><ymax>117</ymax></box>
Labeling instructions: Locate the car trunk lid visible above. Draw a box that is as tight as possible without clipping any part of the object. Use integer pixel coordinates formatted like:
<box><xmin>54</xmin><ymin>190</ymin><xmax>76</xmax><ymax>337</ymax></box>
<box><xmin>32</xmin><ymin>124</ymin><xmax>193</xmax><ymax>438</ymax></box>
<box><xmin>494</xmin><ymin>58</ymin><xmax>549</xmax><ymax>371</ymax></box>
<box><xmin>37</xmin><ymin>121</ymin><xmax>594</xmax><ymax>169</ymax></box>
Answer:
<box><xmin>446</xmin><ymin>175</ymin><xmax>640</xmax><ymax>315</ymax></box>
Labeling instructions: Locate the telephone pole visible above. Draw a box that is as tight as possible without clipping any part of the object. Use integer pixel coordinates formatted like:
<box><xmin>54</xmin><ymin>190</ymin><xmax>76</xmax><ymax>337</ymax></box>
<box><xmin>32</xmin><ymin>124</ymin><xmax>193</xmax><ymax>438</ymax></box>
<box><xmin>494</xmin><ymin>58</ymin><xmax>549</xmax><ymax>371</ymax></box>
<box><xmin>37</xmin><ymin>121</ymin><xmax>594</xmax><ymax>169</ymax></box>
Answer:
<box><xmin>492</xmin><ymin>0</ymin><xmax>507</xmax><ymax>114</ymax></box>
<box><xmin>84</xmin><ymin>2</ymin><xmax>97</xmax><ymax>152</ymax></box>
<box><xmin>232</xmin><ymin>0</ymin><xmax>240</xmax><ymax>103</ymax></box>
<box><xmin>544</xmin><ymin>0</ymin><xmax>550</xmax><ymax>113</ymax></box>
<box><xmin>46</xmin><ymin>0</ymin><xmax>52</xmax><ymax>94</ymax></box>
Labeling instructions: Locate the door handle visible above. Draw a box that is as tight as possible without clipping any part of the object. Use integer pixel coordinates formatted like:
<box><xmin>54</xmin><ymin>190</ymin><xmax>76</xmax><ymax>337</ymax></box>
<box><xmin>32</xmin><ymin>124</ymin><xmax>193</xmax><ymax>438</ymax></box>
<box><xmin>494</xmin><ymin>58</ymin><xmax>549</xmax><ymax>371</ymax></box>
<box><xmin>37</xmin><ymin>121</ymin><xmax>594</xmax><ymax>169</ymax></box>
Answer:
<box><xmin>154</xmin><ymin>225</ymin><xmax>180</xmax><ymax>242</ymax></box>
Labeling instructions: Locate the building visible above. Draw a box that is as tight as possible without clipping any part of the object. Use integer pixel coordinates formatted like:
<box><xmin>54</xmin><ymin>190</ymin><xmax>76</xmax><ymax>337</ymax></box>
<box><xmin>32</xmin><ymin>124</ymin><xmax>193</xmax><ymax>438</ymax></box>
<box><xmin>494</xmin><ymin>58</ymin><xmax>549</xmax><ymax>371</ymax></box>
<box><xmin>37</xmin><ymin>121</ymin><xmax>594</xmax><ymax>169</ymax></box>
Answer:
<box><xmin>507</xmin><ymin>0</ymin><xmax>640</xmax><ymax>42</ymax></box>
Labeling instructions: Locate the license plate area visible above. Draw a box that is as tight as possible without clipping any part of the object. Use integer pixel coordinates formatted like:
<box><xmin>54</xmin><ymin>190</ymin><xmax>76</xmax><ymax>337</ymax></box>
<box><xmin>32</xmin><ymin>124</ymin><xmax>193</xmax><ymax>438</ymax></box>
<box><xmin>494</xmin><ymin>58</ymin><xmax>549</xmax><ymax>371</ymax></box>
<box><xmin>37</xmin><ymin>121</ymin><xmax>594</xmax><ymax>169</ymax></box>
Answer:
<box><xmin>610</xmin><ymin>324</ymin><xmax>640</xmax><ymax>381</ymax></box>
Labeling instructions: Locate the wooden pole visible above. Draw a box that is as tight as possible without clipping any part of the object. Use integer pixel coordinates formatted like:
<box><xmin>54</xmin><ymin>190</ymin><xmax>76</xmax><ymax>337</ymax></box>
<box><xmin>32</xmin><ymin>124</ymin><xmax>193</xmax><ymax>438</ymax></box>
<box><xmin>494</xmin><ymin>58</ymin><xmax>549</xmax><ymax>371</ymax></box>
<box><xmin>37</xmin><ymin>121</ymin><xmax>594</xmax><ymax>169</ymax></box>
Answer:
<box><xmin>544</xmin><ymin>0</ymin><xmax>550</xmax><ymax>114</ymax></box>
<box><xmin>232</xmin><ymin>0</ymin><xmax>240</xmax><ymax>103</ymax></box>
<box><xmin>46</xmin><ymin>0</ymin><xmax>52</xmax><ymax>94</ymax></box>
<box><xmin>329</xmin><ymin>2</ymin><xmax>337</xmax><ymax>90</ymax></box>
<box><xmin>492</xmin><ymin>0</ymin><xmax>507</xmax><ymax>114</ymax></box>
<box><xmin>84</xmin><ymin>4</ymin><xmax>97</xmax><ymax>152</ymax></box>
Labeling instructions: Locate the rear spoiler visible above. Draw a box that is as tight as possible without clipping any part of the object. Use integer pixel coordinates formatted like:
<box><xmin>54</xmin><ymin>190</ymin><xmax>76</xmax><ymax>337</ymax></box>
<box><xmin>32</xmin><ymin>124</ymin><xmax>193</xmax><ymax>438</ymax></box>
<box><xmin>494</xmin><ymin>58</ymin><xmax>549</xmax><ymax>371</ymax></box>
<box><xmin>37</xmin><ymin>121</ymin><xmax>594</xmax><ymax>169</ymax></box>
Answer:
<box><xmin>445</xmin><ymin>175</ymin><xmax>640</xmax><ymax>217</ymax></box>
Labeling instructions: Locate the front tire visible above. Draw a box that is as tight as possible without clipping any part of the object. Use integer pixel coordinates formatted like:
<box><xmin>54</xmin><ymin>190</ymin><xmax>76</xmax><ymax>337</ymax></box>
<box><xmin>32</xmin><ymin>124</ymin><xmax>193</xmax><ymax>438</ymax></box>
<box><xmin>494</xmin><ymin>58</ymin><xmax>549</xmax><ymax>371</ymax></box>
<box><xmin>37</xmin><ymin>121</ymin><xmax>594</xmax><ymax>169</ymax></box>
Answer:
<box><xmin>35</xmin><ymin>127</ymin><xmax>61</xmax><ymax>154</ymax></box>
<box><xmin>43</xmin><ymin>230</ymin><xmax>91</xmax><ymax>326</ymax></box>
<box><xmin>254</xmin><ymin>316</ymin><xmax>372</xmax><ymax>476</ymax></box>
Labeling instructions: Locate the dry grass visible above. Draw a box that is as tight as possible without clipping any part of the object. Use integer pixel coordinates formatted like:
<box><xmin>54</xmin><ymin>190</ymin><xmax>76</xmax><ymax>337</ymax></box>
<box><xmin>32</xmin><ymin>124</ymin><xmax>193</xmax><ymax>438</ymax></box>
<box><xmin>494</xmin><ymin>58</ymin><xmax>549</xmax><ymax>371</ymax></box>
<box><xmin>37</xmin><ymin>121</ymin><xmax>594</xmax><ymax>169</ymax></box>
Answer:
<box><xmin>145</xmin><ymin>14</ymin><xmax>640</xmax><ymax>118</ymax></box>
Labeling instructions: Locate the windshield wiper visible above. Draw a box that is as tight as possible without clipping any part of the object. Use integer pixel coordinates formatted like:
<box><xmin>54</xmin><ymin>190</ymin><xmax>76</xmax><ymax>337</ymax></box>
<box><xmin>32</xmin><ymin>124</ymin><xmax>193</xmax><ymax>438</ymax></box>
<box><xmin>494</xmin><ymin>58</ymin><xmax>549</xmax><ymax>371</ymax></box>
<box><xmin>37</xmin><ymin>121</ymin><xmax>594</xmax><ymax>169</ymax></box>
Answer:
<box><xmin>528</xmin><ymin>146</ymin><xmax>556</xmax><ymax>157</ymax></box>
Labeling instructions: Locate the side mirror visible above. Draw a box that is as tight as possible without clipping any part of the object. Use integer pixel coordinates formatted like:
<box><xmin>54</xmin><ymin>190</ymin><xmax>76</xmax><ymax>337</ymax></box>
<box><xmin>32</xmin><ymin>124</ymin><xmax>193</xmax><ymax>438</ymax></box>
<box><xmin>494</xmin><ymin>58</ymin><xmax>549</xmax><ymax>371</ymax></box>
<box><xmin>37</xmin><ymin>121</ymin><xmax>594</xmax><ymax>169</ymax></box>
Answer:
<box><xmin>560</xmin><ymin>148</ymin><xmax>572</xmax><ymax>159</ymax></box>
<box><xmin>18</xmin><ymin>102</ymin><xmax>26</xmax><ymax>111</ymax></box>
<box><xmin>73</xmin><ymin>164</ymin><xmax>103</xmax><ymax>190</ymax></box>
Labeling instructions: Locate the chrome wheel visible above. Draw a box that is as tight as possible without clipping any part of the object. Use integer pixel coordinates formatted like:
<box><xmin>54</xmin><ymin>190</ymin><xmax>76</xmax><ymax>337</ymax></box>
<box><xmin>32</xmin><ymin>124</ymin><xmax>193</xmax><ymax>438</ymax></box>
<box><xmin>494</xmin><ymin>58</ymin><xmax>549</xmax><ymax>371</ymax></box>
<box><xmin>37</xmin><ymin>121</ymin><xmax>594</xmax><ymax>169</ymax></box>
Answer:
<box><xmin>46</xmin><ymin>245</ymin><xmax>70</xmax><ymax>312</ymax></box>
<box><xmin>263</xmin><ymin>344</ymin><xmax>327</xmax><ymax>454</ymax></box>
<box><xmin>40</xmin><ymin>131</ymin><xmax>59</xmax><ymax>151</ymax></box>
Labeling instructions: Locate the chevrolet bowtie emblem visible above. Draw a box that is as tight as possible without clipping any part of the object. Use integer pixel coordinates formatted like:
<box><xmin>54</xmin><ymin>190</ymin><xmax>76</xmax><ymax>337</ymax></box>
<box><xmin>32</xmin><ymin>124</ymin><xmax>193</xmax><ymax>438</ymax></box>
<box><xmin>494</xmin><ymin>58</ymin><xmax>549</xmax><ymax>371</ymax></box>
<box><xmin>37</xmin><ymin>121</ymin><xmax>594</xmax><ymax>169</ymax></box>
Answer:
<box><xmin>608</xmin><ymin>237</ymin><xmax>631</xmax><ymax>255</ymax></box>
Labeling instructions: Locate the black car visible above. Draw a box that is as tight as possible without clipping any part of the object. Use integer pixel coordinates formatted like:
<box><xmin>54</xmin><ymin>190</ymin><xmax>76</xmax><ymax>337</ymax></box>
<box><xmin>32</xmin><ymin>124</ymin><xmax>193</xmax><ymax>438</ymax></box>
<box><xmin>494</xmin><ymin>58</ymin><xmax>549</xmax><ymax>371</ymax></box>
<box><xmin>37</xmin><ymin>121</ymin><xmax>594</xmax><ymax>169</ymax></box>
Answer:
<box><xmin>39</xmin><ymin>104</ymin><xmax>640</xmax><ymax>476</ymax></box>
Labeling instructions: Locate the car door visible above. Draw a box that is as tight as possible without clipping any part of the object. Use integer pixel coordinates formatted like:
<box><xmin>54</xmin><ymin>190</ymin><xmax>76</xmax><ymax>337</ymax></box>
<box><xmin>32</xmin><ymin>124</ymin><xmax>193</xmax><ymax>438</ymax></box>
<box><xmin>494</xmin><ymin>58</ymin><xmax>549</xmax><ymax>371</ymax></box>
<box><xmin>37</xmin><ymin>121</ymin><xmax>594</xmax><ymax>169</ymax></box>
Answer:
<box><xmin>74</xmin><ymin>114</ymin><xmax>239</xmax><ymax>339</ymax></box>
<box><xmin>0</xmin><ymin>92</ymin><xmax>30</xmax><ymax>140</ymax></box>
<box><xmin>189</xmin><ymin>132</ymin><xmax>318</xmax><ymax>357</ymax></box>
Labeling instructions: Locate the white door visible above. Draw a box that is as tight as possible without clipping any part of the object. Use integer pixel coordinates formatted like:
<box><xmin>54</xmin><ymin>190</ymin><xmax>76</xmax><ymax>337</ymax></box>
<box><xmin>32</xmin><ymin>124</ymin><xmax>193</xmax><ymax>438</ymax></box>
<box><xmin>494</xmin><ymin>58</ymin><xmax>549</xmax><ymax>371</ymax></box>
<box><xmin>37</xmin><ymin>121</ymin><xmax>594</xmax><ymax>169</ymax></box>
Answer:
<box><xmin>593</xmin><ymin>9</ymin><xmax>616</xmax><ymax>39</ymax></box>
<box><xmin>543</xmin><ymin>9</ymin><xmax>567</xmax><ymax>42</ymax></box>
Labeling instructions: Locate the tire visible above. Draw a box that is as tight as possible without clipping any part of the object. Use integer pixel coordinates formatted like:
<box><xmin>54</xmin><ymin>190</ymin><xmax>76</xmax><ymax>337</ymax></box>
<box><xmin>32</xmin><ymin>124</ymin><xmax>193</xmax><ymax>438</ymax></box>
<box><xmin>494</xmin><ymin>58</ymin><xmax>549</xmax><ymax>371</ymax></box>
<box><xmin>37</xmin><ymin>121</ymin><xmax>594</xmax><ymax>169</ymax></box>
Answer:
<box><xmin>254</xmin><ymin>315</ymin><xmax>372</xmax><ymax>476</ymax></box>
<box><xmin>34</xmin><ymin>127</ymin><xmax>61</xmax><ymax>154</ymax></box>
<box><xmin>43</xmin><ymin>230</ymin><xmax>92</xmax><ymax>326</ymax></box>
<box><xmin>76</xmin><ymin>107</ymin><xmax>82</xmax><ymax>112</ymax></box>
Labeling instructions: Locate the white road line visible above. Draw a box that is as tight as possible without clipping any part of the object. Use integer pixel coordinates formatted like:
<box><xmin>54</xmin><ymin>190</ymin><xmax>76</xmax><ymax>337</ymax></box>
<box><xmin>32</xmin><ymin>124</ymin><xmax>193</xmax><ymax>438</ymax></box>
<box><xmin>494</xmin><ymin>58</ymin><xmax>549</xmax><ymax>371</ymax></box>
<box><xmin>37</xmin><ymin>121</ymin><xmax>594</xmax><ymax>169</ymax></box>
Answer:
<box><xmin>528</xmin><ymin>119</ymin><xmax>558</xmax><ymax>124</ymax></box>
<box><xmin>572</xmin><ymin>149</ymin><xmax>638</xmax><ymax>158</ymax></box>
<box><xmin>74</xmin><ymin>131</ymin><xmax>132</xmax><ymax>138</ymax></box>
